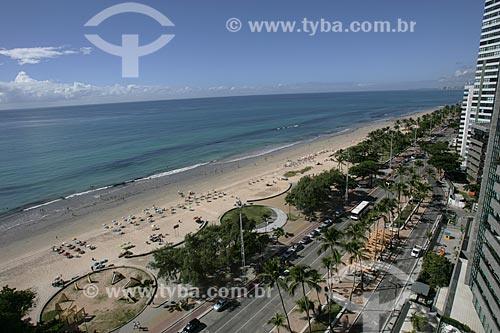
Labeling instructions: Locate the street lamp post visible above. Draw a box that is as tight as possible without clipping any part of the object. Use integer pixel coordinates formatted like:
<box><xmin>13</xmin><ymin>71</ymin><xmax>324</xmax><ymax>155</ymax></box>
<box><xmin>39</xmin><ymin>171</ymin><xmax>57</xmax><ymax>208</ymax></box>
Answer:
<box><xmin>414</xmin><ymin>126</ymin><xmax>417</xmax><ymax>147</ymax></box>
<box><xmin>345</xmin><ymin>152</ymin><xmax>350</xmax><ymax>204</ymax></box>
<box><xmin>235</xmin><ymin>198</ymin><xmax>246</xmax><ymax>274</ymax></box>
<box><xmin>389</xmin><ymin>131</ymin><xmax>394</xmax><ymax>170</ymax></box>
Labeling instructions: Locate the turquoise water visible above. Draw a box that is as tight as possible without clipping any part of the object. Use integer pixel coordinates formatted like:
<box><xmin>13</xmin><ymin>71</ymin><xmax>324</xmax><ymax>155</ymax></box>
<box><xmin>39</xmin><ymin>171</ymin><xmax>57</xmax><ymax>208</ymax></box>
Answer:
<box><xmin>0</xmin><ymin>90</ymin><xmax>461</xmax><ymax>213</ymax></box>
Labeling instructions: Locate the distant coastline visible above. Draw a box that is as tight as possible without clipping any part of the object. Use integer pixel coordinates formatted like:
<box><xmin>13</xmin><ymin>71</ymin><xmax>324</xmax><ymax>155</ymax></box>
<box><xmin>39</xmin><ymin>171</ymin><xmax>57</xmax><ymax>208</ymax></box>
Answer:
<box><xmin>0</xmin><ymin>89</ymin><xmax>460</xmax><ymax>218</ymax></box>
<box><xmin>0</xmin><ymin>105</ymin><xmax>441</xmax><ymax>241</ymax></box>
<box><xmin>0</xmin><ymin>105</ymin><xmax>446</xmax><ymax>321</ymax></box>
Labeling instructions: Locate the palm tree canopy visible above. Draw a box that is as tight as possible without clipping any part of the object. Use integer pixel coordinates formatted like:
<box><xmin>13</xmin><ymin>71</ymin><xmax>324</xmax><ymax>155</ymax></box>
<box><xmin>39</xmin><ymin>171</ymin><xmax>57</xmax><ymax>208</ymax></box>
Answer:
<box><xmin>268</xmin><ymin>312</ymin><xmax>286</xmax><ymax>327</ymax></box>
<box><xmin>344</xmin><ymin>222</ymin><xmax>368</xmax><ymax>242</ymax></box>
<box><xmin>294</xmin><ymin>296</ymin><xmax>315</xmax><ymax>315</ymax></box>
<box><xmin>287</xmin><ymin>265</ymin><xmax>320</xmax><ymax>296</ymax></box>
<box><xmin>258</xmin><ymin>258</ymin><xmax>288</xmax><ymax>290</ymax></box>
<box><xmin>318</xmin><ymin>227</ymin><xmax>344</xmax><ymax>256</ymax></box>
<box><xmin>322</xmin><ymin>252</ymin><xmax>344</xmax><ymax>276</ymax></box>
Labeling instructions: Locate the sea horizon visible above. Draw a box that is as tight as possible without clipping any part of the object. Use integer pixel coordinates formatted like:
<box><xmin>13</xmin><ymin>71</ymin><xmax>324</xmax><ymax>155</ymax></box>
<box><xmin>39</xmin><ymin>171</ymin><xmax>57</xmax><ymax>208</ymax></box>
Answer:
<box><xmin>0</xmin><ymin>89</ymin><xmax>462</xmax><ymax>215</ymax></box>
<box><xmin>0</xmin><ymin>87</ymin><xmax>461</xmax><ymax>112</ymax></box>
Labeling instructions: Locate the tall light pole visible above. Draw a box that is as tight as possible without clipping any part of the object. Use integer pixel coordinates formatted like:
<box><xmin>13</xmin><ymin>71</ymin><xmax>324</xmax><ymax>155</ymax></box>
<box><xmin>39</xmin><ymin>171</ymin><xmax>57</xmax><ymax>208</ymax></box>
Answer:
<box><xmin>345</xmin><ymin>151</ymin><xmax>350</xmax><ymax>204</ymax></box>
<box><xmin>235</xmin><ymin>198</ymin><xmax>246</xmax><ymax>273</ymax></box>
<box><xmin>389</xmin><ymin>131</ymin><xmax>393</xmax><ymax>170</ymax></box>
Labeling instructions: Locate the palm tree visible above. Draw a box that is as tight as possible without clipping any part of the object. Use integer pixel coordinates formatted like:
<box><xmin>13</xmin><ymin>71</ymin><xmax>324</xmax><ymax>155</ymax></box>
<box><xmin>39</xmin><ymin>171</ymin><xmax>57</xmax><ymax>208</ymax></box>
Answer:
<box><xmin>321</xmin><ymin>253</ymin><xmax>344</xmax><ymax>331</ymax></box>
<box><xmin>410</xmin><ymin>312</ymin><xmax>426</xmax><ymax>332</ymax></box>
<box><xmin>415</xmin><ymin>182</ymin><xmax>432</xmax><ymax>200</ymax></box>
<box><xmin>268</xmin><ymin>312</ymin><xmax>287</xmax><ymax>333</ymax></box>
<box><xmin>394</xmin><ymin>119</ymin><xmax>401</xmax><ymax>131</ymax></box>
<box><xmin>273</xmin><ymin>227</ymin><xmax>286</xmax><ymax>241</ymax></box>
<box><xmin>379</xmin><ymin>180</ymin><xmax>393</xmax><ymax>199</ymax></box>
<box><xmin>378</xmin><ymin>197</ymin><xmax>398</xmax><ymax>245</ymax></box>
<box><xmin>344</xmin><ymin>222</ymin><xmax>368</xmax><ymax>243</ymax></box>
<box><xmin>294</xmin><ymin>296</ymin><xmax>316</xmax><ymax>318</ymax></box>
<box><xmin>287</xmin><ymin>265</ymin><xmax>320</xmax><ymax>333</ymax></box>
<box><xmin>333</xmin><ymin>149</ymin><xmax>348</xmax><ymax>171</ymax></box>
<box><xmin>342</xmin><ymin>240</ymin><xmax>362</xmax><ymax>306</ymax></box>
<box><xmin>310</xmin><ymin>269</ymin><xmax>325</xmax><ymax>307</ymax></box>
<box><xmin>317</xmin><ymin>227</ymin><xmax>344</xmax><ymax>257</ymax></box>
<box><xmin>259</xmin><ymin>258</ymin><xmax>293</xmax><ymax>332</ymax></box>
<box><xmin>393</xmin><ymin>181</ymin><xmax>408</xmax><ymax>237</ymax></box>
<box><xmin>343</xmin><ymin>240</ymin><xmax>369</xmax><ymax>303</ymax></box>
<box><xmin>367</xmin><ymin>206</ymin><xmax>385</xmax><ymax>259</ymax></box>
<box><xmin>394</xmin><ymin>167</ymin><xmax>409</xmax><ymax>238</ymax></box>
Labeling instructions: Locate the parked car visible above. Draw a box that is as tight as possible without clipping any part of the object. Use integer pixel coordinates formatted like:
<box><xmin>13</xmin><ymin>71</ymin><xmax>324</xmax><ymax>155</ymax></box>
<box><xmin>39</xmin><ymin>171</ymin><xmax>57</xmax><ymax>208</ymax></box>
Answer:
<box><xmin>309</xmin><ymin>230</ymin><xmax>320</xmax><ymax>238</ymax></box>
<box><xmin>292</xmin><ymin>243</ymin><xmax>305</xmax><ymax>252</ymax></box>
<box><xmin>299</xmin><ymin>236</ymin><xmax>312</xmax><ymax>245</ymax></box>
<box><xmin>411</xmin><ymin>245</ymin><xmax>423</xmax><ymax>258</ymax></box>
<box><xmin>322</xmin><ymin>219</ymin><xmax>333</xmax><ymax>226</ymax></box>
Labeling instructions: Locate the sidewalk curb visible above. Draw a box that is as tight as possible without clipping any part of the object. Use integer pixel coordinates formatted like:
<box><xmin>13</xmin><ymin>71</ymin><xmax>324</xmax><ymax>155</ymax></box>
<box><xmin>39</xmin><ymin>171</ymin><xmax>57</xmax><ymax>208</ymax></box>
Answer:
<box><xmin>198</xmin><ymin>306</ymin><xmax>214</xmax><ymax>319</ymax></box>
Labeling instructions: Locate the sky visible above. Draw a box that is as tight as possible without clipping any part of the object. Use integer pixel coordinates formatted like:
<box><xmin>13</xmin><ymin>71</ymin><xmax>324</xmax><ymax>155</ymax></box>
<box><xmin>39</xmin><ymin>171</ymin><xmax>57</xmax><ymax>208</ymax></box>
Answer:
<box><xmin>0</xmin><ymin>0</ymin><xmax>485</xmax><ymax>109</ymax></box>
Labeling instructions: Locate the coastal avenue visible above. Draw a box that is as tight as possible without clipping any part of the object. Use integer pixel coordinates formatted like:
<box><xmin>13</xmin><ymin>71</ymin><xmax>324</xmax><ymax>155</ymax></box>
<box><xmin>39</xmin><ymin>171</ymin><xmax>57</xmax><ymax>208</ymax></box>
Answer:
<box><xmin>166</xmin><ymin>146</ymin><xmax>433</xmax><ymax>333</ymax></box>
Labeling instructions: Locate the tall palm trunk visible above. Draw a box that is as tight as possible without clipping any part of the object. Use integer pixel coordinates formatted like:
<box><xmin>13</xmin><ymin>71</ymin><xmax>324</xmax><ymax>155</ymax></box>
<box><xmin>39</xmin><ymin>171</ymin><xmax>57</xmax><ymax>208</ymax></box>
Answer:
<box><xmin>327</xmin><ymin>268</ymin><xmax>333</xmax><ymax>332</ymax></box>
<box><xmin>302</xmin><ymin>282</ymin><xmax>313</xmax><ymax>333</ymax></box>
<box><xmin>276</xmin><ymin>283</ymin><xmax>292</xmax><ymax>332</ymax></box>
<box><xmin>358</xmin><ymin>257</ymin><xmax>364</xmax><ymax>291</ymax></box>
<box><xmin>381</xmin><ymin>217</ymin><xmax>386</xmax><ymax>249</ymax></box>
<box><xmin>349</xmin><ymin>269</ymin><xmax>356</xmax><ymax>309</ymax></box>
<box><xmin>397</xmin><ymin>189</ymin><xmax>402</xmax><ymax>238</ymax></box>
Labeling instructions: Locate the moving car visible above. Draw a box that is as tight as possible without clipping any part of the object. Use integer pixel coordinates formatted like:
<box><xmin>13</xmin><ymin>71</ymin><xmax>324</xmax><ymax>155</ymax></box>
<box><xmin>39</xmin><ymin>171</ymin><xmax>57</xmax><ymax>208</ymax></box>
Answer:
<box><xmin>213</xmin><ymin>298</ymin><xmax>230</xmax><ymax>311</ymax></box>
<box><xmin>411</xmin><ymin>245</ymin><xmax>423</xmax><ymax>258</ymax></box>
<box><xmin>181</xmin><ymin>318</ymin><xmax>204</xmax><ymax>333</ymax></box>
<box><xmin>279</xmin><ymin>269</ymin><xmax>290</xmax><ymax>280</ymax></box>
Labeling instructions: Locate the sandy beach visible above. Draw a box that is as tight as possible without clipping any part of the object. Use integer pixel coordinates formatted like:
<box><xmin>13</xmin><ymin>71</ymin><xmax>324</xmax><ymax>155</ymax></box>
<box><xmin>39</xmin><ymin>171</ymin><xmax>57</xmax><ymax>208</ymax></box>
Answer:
<box><xmin>0</xmin><ymin>109</ymin><xmax>435</xmax><ymax>320</ymax></box>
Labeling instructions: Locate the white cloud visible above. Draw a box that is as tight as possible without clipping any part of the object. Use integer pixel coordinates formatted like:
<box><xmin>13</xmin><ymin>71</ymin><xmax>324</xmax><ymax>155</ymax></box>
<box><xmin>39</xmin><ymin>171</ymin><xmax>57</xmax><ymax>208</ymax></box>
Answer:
<box><xmin>0</xmin><ymin>71</ymin><xmax>197</xmax><ymax>107</ymax></box>
<box><xmin>438</xmin><ymin>65</ymin><xmax>475</xmax><ymax>85</ymax></box>
<box><xmin>80</xmin><ymin>47</ymin><xmax>93</xmax><ymax>55</ymax></box>
<box><xmin>0</xmin><ymin>46</ymin><xmax>92</xmax><ymax>65</ymax></box>
<box><xmin>0</xmin><ymin>71</ymin><xmax>462</xmax><ymax>110</ymax></box>
<box><xmin>454</xmin><ymin>67</ymin><xmax>473</xmax><ymax>77</ymax></box>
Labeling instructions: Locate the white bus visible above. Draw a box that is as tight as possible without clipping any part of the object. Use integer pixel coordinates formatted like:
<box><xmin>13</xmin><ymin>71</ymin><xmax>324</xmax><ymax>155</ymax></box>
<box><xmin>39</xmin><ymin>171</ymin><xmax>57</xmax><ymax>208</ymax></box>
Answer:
<box><xmin>350</xmin><ymin>201</ymin><xmax>371</xmax><ymax>220</ymax></box>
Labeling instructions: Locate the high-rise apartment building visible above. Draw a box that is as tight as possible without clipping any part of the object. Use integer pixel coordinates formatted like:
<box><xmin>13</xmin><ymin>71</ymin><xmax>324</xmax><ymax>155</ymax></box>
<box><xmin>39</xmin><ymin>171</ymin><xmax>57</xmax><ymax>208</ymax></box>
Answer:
<box><xmin>458</xmin><ymin>85</ymin><xmax>475</xmax><ymax>158</ymax></box>
<box><xmin>469</xmin><ymin>86</ymin><xmax>500</xmax><ymax>333</ymax></box>
<box><xmin>457</xmin><ymin>0</ymin><xmax>500</xmax><ymax>159</ymax></box>
<box><xmin>464</xmin><ymin>2</ymin><xmax>500</xmax><ymax>333</ymax></box>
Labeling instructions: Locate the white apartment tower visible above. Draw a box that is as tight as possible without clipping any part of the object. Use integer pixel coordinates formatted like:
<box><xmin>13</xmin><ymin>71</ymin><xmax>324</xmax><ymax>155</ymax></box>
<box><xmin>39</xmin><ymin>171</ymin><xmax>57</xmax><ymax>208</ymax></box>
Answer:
<box><xmin>458</xmin><ymin>0</ymin><xmax>500</xmax><ymax>160</ymax></box>
<box><xmin>458</xmin><ymin>85</ymin><xmax>474</xmax><ymax>158</ymax></box>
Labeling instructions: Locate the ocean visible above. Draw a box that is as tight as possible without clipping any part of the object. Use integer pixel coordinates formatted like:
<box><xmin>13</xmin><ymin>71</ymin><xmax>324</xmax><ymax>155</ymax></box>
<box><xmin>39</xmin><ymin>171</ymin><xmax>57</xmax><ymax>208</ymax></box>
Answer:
<box><xmin>0</xmin><ymin>90</ymin><xmax>462</xmax><ymax>214</ymax></box>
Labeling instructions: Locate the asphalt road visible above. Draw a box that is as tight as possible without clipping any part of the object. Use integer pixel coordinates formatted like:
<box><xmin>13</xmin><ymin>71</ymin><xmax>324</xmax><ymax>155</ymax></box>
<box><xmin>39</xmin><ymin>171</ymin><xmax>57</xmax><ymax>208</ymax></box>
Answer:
<box><xmin>170</xmin><ymin>140</ymin><xmax>449</xmax><ymax>333</ymax></box>
<box><xmin>349</xmin><ymin>172</ymin><xmax>445</xmax><ymax>332</ymax></box>
<box><xmin>200</xmin><ymin>234</ymin><xmax>330</xmax><ymax>333</ymax></box>
<box><xmin>183</xmin><ymin>181</ymin><xmax>403</xmax><ymax>333</ymax></box>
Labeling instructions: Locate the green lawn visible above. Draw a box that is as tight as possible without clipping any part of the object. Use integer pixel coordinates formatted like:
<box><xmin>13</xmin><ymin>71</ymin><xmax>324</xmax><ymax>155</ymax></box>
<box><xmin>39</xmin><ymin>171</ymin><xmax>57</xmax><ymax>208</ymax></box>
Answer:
<box><xmin>221</xmin><ymin>205</ymin><xmax>273</xmax><ymax>225</ymax></box>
